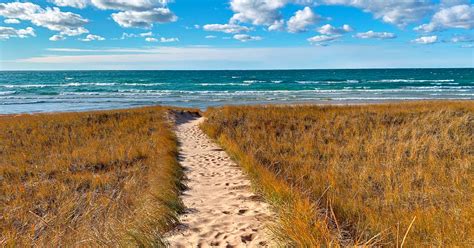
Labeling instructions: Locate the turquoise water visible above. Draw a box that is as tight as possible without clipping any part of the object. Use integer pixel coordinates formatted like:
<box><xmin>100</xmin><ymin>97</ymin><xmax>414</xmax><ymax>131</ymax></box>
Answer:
<box><xmin>0</xmin><ymin>69</ymin><xmax>473</xmax><ymax>114</ymax></box>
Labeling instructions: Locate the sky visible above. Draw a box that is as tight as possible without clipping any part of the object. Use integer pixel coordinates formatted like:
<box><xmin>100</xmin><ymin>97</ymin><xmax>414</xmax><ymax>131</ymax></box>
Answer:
<box><xmin>0</xmin><ymin>0</ymin><xmax>473</xmax><ymax>70</ymax></box>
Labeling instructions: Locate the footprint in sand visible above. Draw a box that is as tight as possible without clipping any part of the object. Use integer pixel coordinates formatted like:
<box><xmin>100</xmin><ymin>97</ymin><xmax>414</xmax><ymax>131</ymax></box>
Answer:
<box><xmin>166</xmin><ymin>114</ymin><xmax>274</xmax><ymax>247</ymax></box>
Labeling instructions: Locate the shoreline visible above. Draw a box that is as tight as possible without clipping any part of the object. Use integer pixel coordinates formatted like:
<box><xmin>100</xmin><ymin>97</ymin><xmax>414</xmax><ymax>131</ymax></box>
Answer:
<box><xmin>2</xmin><ymin>99</ymin><xmax>473</xmax><ymax>116</ymax></box>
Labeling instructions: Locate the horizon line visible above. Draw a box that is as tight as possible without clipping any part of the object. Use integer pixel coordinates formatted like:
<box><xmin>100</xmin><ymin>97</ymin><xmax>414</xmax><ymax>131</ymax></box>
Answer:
<box><xmin>1</xmin><ymin>67</ymin><xmax>473</xmax><ymax>72</ymax></box>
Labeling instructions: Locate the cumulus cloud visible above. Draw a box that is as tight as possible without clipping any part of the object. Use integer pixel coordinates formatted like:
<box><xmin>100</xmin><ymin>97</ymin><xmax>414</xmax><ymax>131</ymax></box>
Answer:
<box><xmin>111</xmin><ymin>8</ymin><xmax>177</xmax><ymax>28</ymax></box>
<box><xmin>4</xmin><ymin>19</ymin><xmax>20</xmax><ymax>24</ymax></box>
<box><xmin>0</xmin><ymin>26</ymin><xmax>35</xmax><ymax>40</ymax></box>
<box><xmin>229</xmin><ymin>0</ymin><xmax>287</xmax><ymax>26</ymax></box>
<box><xmin>322</xmin><ymin>0</ymin><xmax>434</xmax><ymax>27</ymax></box>
<box><xmin>32</xmin><ymin>7</ymin><xmax>89</xmax><ymax>36</ymax></box>
<box><xmin>95</xmin><ymin>0</ymin><xmax>177</xmax><ymax>29</ymax></box>
<box><xmin>268</xmin><ymin>19</ymin><xmax>285</xmax><ymax>31</ymax></box>
<box><xmin>49</xmin><ymin>34</ymin><xmax>66</xmax><ymax>41</ymax></box>
<box><xmin>354</xmin><ymin>30</ymin><xmax>397</xmax><ymax>39</ymax></box>
<box><xmin>233</xmin><ymin>34</ymin><xmax>262</xmax><ymax>42</ymax></box>
<box><xmin>287</xmin><ymin>7</ymin><xmax>320</xmax><ymax>33</ymax></box>
<box><xmin>205</xmin><ymin>35</ymin><xmax>217</xmax><ymax>39</ymax></box>
<box><xmin>91</xmin><ymin>0</ymin><xmax>169</xmax><ymax>11</ymax></box>
<box><xmin>415</xmin><ymin>4</ymin><xmax>474</xmax><ymax>33</ymax></box>
<box><xmin>0</xmin><ymin>2</ymin><xmax>89</xmax><ymax>36</ymax></box>
<box><xmin>79</xmin><ymin>34</ymin><xmax>105</xmax><ymax>41</ymax></box>
<box><xmin>49</xmin><ymin>0</ymin><xmax>177</xmax><ymax>29</ymax></box>
<box><xmin>317</xmin><ymin>24</ymin><xmax>352</xmax><ymax>35</ymax></box>
<box><xmin>51</xmin><ymin>0</ymin><xmax>89</xmax><ymax>9</ymax></box>
<box><xmin>203</xmin><ymin>24</ymin><xmax>252</xmax><ymax>34</ymax></box>
<box><xmin>307</xmin><ymin>34</ymin><xmax>340</xmax><ymax>45</ymax></box>
<box><xmin>227</xmin><ymin>0</ymin><xmax>434</xmax><ymax>32</ymax></box>
<box><xmin>0</xmin><ymin>2</ymin><xmax>42</xmax><ymax>20</ymax></box>
<box><xmin>412</xmin><ymin>35</ymin><xmax>438</xmax><ymax>44</ymax></box>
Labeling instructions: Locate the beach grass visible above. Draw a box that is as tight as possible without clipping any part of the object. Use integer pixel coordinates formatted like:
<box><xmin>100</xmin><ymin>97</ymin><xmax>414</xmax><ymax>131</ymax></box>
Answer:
<box><xmin>202</xmin><ymin>101</ymin><xmax>474</xmax><ymax>247</ymax></box>
<box><xmin>0</xmin><ymin>107</ymin><xmax>187</xmax><ymax>246</ymax></box>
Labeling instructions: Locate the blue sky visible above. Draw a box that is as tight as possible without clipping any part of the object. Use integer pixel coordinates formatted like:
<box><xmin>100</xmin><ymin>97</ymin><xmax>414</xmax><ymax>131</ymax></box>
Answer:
<box><xmin>0</xmin><ymin>0</ymin><xmax>473</xmax><ymax>70</ymax></box>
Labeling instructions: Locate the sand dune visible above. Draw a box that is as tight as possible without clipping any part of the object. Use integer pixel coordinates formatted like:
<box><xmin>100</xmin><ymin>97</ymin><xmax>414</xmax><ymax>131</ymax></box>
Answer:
<box><xmin>166</xmin><ymin>114</ymin><xmax>273</xmax><ymax>247</ymax></box>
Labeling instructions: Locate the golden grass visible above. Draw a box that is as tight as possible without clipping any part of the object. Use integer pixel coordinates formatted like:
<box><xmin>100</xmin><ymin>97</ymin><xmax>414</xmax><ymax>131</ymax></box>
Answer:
<box><xmin>202</xmin><ymin>101</ymin><xmax>474</xmax><ymax>247</ymax></box>
<box><xmin>0</xmin><ymin>107</ymin><xmax>188</xmax><ymax>247</ymax></box>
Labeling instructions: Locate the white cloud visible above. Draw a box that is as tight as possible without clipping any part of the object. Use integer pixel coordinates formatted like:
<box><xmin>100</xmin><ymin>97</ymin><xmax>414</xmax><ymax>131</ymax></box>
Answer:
<box><xmin>0</xmin><ymin>26</ymin><xmax>35</xmax><ymax>40</ymax></box>
<box><xmin>79</xmin><ymin>34</ymin><xmax>105</xmax><ymax>41</ymax></box>
<box><xmin>233</xmin><ymin>34</ymin><xmax>262</xmax><ymax>42</ymax></box>
<box><xmin>449</xmin><ymin>34</ymin><xmax>473</xmax><ymax>43</ymax></box>
<box><xmin>120</xmin><ymin>32</ymin><xmax>153</xmax><ymax>39</ymax></box>
<box><xmin>111</xmin><ymin>8</ymin><xmax>177</xmax><ymax>28</ymax></box>
<box><xmin>205</xmin><ymin>35</ymin><xmax>217</xmax><ymax>39</ymax></box>
<box><xmin>229</xmin><ymin>0</ymin><xmax>287</xmax><ymax>26</ymax></box>
<box><xmin>415</xmin><ymin>4</ymin><xmax>474</xmax><ymax>33</ymax></box>
<box><xmin>52</xmin><ymin>0</ymin><xmax>178</xmax><ymax>29</ymax></box>
<box><xmin>0</xmin><ymin>2</ymin><xmax>42</xmax><ymax>20</ymax></box>
<box><xmin>121</xmin><ymin>32</ymin><xmax>137</xmax><ymax>39</ymax></box>
<box><xmin>307</xmin><ymin>34</ymin><xmax>340</xmax><ymax>45</ymax></box>
<box><xmin>140</xmin><ymin>31</ymin><xmax>153</xmax><ymax>37</ymax></box>
<box><xmin>145</xmin><ymin>37</ymin><xmax>158</xmax><ymax>42</ymax></box>
<box><xmin>4</xmin><ymin>18</ymin><xmax>20</xmax><ymax>24</ymax></box>
<box><xmin>49</xmin><ymin>34</ymin><xmax>66</xmax><ymax>41</ymax></box>
<box><xmin>317</xmin><ymin>24</ymin><xmax>352</xmax><ymax>35</ymax></box>
<box><xmin>145</xmin><ymin>36</ymin><xmax>178</xmax><ymax>42</ymax></box>
<box><xmin>322</xmin><ymin>0</ymin><xmax>434</xmax><ymax>27</ymax></box>
<box><xmin>227</xmin><ymin>1</ymin><xmax>435</xmax><ymax>31</ymax></box>
<box><xmin>412</xmin><ymin>35</ymin><xmax>438</xmax><ymax>44</ymax></box>
<box><xmin>268</xmin><ymin>19</ymin><xmax>285</xmax><ymax>31</ymax></box>
<box><xmin>354</xmin><ymin>30</ymin><xmax>397</xmax><ymax>39</ymax></box>
<box><xmin>203</xmin><ymin>24</ymin><xmax>252</xmax><ymax>34</ymax></box>
<box><xmin>0</xmin><ymin>2</ymin><xmax>89</xmax><ymax>37</ymax></box>
<box><xmin>160</xmin><ymin>37</ymin><xmax>178</xmax><ymax>42</ymax></box>
<box><xmin>91</xmin><ymin>0</ymin><xmax>169</xmax><ymax>11</ymax></box>
<box><xmin>51</xmin><ymin>0</ymin><xmax>89</xmax><ymax>9</ymax></box>
<box><xmin>287</xmin><ymin>7</ymin><xmax>320</xmax><ymax>33</ymax></box>
<box><xmin>32</xmin><ymin>7</ymin><xmax>89</xmax><ymax>36</ymax></box>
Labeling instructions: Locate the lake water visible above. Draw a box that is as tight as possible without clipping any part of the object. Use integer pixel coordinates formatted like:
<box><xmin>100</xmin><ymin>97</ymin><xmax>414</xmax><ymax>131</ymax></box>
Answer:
<box><xmin>1</xmin><ymin>68</ymin><xmax>473</xmax><ymax>114</ymax></box>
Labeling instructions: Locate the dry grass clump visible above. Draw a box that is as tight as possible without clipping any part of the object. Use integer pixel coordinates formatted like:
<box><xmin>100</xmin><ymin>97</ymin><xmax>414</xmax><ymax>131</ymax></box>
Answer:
<box><xmin>0</xmin><ymin>107</ymin><xmax>186</xmax><ymax>246</ymax></box>
<box><xmin>202</xmin><ymin>101</ymin><xmax>473</xmax><ymax>247</ymax></box>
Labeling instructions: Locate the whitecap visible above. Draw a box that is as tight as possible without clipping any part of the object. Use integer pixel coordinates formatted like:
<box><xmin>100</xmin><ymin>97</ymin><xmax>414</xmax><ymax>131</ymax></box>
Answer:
<box><xmin>243</xmin><ymin>80</ymin><xmax>265</xmax><ymax>83</ymax></box>
<box><xmin>368</xmin><ymin>79</ymin><xmax>455</xmax><ymax>83</ymax></box>
<box><xmin>1</xmin><ymin>84</ymin><xmax>48</xmax><ymax>88</ymax></box>
<box><xmin>0</xmin><ymin>91</ymin><xmax>16</xmax><ymax>95</ymax></box>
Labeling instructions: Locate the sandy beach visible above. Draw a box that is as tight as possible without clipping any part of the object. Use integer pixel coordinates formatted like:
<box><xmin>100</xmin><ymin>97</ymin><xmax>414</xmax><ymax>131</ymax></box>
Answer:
<box><xmin>166</xmin><ymin>113</ymin><xmax>274</xmax><ymax>247</ymax></box>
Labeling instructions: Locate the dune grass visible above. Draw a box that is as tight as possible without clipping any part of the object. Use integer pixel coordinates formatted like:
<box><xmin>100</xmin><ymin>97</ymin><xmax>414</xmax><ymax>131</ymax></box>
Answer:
<box><xmin>0</xmin><ymin>107</ymin><xmax>187</xmax><ymax>247</ymax></box>
<box><xmin>202</xmin><ymin>101</ymin><xmax>474</xmax><ymax>247</ymax></box>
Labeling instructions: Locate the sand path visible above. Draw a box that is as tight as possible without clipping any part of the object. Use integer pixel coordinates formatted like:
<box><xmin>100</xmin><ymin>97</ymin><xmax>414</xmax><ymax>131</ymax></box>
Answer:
<box><xmin>167</xmin><ymin>114</ymin><xmax>273</xmax><ymax>247</ymax></box>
